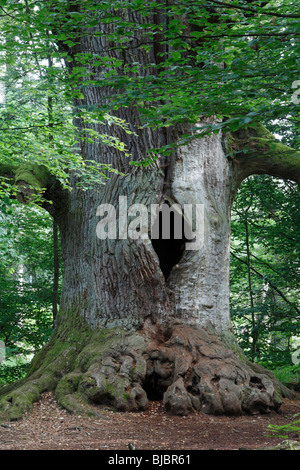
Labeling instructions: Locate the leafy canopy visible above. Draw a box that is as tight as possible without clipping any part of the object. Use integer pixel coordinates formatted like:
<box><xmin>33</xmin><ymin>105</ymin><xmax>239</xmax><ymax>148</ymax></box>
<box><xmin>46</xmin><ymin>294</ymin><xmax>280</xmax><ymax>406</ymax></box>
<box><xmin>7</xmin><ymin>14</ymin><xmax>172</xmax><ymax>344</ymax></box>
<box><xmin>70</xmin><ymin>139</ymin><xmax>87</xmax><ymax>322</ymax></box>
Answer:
<box><xmin>42</xmin><ymin>0</ymin><xmax>298</xmax><ymax>135</ymax></box>
<box><xmin>0</xmin><ymin>0</ymin><xmax>299</xmax><ymax>188</ymax></box>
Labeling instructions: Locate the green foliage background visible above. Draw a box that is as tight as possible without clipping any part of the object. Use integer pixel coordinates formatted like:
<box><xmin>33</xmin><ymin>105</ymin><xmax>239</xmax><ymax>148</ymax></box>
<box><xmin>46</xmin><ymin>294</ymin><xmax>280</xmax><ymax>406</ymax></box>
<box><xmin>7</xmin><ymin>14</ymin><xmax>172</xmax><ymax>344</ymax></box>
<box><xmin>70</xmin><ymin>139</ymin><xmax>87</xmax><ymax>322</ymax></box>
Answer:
<box><xmin>0</xmin><ymin>201</ymin><xmax>58</xmax><ymax>385</ymax></box>
<box><xmin>231</xmin><ymin>175</ymin><xmax>299</xmax><ymax>372</ymax></box>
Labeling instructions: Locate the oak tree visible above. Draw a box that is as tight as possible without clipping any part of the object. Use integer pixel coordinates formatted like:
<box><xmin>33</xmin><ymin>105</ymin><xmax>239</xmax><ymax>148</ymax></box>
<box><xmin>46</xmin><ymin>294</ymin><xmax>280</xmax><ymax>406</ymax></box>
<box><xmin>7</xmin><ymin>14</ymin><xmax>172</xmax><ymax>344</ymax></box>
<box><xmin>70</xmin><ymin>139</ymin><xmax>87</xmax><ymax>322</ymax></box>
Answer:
<box><xmin>0</xmin><ymin>0</ymin><xmax>299</xmax><ymax>419</ymax></box>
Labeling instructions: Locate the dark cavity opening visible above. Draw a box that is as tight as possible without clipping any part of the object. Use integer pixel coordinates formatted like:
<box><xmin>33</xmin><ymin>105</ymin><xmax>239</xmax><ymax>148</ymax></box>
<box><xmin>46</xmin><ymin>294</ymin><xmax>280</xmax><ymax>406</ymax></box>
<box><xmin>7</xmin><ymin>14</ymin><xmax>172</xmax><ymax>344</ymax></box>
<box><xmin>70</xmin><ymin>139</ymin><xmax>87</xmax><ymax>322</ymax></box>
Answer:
<box><xmin>250</xmin><ymin>376</ymin><xmax>265</xmax><ymax>390</ymax></box>
<box><xmin>151</xmin><ymin>201</ymin><xmax>193</xmax><ymax>279</ymax></box>
<box><xmin>143</xmin><ymin>372</ymin><xmax>170</xmax><ymax>401</ymax></box>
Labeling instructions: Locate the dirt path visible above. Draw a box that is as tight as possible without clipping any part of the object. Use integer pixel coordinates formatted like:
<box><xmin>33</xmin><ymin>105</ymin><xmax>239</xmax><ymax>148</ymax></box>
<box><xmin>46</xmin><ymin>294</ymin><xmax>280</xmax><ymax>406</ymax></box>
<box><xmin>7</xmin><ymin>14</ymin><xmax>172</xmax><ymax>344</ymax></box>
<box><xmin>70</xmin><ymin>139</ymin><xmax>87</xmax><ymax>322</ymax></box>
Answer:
<box><xmin>0</xmin><ymin>392</ymin><xmax>299</xmax><ymax>451</ymax></box>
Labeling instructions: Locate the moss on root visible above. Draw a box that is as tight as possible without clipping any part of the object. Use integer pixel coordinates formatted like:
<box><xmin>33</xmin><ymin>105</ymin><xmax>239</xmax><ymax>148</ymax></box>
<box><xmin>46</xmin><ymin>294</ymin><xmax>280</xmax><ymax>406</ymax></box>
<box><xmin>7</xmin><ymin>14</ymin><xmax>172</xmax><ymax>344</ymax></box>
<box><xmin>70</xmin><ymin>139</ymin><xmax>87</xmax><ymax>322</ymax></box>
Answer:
<box><xmin>0</xmin><ymin>310</ymin><xmax>145</xmax><ymax>420</ymax></box>
<box><xmin>0</xmin><ymin>308</ymin><xmax>89</xmax><ymax>420</ymax></box>
<box><xmin>0</xmin><ymin>378</ymin><xmax>50</xmax><ymax>421</ymax></box>
<box><xmin>0</xmin><ymin>321</ymin><xmax>295</xmax><ymax>421</ymax></box>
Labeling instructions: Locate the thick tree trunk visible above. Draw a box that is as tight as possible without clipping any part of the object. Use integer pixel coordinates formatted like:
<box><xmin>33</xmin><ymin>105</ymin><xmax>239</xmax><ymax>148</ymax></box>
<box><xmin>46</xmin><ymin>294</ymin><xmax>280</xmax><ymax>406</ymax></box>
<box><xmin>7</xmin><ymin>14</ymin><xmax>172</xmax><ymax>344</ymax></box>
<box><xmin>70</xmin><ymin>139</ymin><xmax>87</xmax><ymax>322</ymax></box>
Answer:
<box><xmin>0</xmin><ymin>5</ymin><xmax>297</xmax><ymax>421</ymax></box>
<box><xmin>59</xmin><ymin>120</ymin><xmax>234</xmax><ymax>332</ymax></box>
<box><xmin>1</xmin><ymin>120</ymin><xmax>290</xmax><ymax>420</ymax></box>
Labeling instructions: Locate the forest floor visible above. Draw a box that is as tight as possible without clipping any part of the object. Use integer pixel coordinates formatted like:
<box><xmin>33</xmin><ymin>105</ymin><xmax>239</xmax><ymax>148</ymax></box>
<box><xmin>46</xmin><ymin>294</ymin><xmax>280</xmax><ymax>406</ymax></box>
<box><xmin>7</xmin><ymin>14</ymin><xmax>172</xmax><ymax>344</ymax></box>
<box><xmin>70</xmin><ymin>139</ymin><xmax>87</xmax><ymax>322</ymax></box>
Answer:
<box><xmin>0</xmin><ymin>392</ymin><xmax>300</xmax><ymax>451</ymax></box>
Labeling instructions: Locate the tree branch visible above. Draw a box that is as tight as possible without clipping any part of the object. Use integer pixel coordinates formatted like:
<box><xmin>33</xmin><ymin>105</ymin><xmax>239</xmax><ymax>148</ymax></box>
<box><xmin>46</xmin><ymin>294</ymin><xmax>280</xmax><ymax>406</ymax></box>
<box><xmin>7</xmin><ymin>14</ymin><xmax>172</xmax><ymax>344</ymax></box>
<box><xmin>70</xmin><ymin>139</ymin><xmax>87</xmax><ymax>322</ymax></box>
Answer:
<box><xmin>231</xmin><ymin>250</ymin><xmax>300</xmax><ymax>316</ymax></box>
<box><xmin>0</xmin><ymin>161</ymin><xmax>53</xmax><ymax>204</ymax></box>
<box><xmin>206</xmin><ymin>0</ymin><xmax>300</xmax><ymax>19</ymax></box>
<box><xmin>0</xmin><ymin>123</ymin><xmax>64</xmax><ymax>132</ymax></box>
<box><xmin>231</xmin><ymin>123</ymin><xmax>300</xmax><ymax>186</ymax></box>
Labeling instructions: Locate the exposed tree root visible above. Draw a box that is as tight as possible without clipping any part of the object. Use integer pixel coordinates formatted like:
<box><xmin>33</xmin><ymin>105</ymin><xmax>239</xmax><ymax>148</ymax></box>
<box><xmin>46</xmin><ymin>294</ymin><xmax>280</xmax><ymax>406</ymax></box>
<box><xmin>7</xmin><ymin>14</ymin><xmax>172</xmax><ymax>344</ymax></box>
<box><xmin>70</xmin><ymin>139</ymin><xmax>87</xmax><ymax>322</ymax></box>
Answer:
<box><xmin>0</xmin><ymin>321</ymin><xmax>296</xmax><ymax>421</ymax></box>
